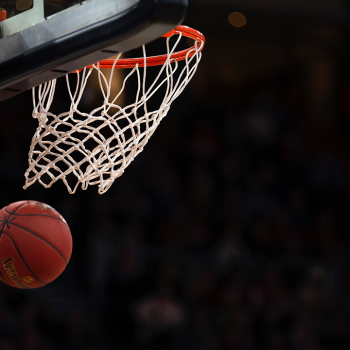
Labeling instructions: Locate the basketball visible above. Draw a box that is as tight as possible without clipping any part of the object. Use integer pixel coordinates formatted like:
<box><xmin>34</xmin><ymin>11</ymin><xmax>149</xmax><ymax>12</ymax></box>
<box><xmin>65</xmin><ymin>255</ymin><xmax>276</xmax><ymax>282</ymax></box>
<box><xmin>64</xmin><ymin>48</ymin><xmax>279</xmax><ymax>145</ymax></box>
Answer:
<box><xmin>0</xmin><ymin>201</ymin><xmax>72</xmax><ymax>289</ymax></box>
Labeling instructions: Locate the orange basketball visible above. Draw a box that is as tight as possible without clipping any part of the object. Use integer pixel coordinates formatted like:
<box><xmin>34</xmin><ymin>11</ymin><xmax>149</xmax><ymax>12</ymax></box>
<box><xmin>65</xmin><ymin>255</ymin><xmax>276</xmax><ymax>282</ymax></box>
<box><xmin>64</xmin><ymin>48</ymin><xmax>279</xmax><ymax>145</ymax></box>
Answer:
<box><xmin>0</xmin><ymin>201</ymin><xmax>72</xmax><ymax>289</ymax></box>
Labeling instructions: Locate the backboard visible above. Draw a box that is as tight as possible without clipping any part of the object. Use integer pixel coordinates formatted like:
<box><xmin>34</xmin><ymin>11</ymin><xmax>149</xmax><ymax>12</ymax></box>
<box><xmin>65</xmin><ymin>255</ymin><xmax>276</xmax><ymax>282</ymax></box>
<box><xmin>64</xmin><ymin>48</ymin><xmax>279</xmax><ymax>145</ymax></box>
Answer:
<box><xmin>0</xmin><ymin>0</ymin><xmax>187</xmax><ymax>101</ymax></box>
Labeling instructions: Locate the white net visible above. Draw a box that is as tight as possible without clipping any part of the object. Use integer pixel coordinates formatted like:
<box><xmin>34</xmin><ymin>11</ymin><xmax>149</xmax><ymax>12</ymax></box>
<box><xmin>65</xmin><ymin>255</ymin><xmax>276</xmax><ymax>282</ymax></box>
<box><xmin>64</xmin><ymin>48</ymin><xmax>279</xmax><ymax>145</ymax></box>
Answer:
<box><xmin>23</xmin><ymin>30</ymin><xmax>203</xmax><ymax>194</ymax></box>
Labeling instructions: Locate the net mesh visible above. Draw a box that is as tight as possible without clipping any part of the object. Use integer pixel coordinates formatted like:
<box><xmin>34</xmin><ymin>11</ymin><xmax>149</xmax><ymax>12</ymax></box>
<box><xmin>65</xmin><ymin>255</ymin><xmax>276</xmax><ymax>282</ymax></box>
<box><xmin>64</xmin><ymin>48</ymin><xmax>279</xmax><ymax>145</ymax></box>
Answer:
<box><xmin>24</xmin><ymin>31</ymin><xmax>203</xmax><ymax>194</ymax></box>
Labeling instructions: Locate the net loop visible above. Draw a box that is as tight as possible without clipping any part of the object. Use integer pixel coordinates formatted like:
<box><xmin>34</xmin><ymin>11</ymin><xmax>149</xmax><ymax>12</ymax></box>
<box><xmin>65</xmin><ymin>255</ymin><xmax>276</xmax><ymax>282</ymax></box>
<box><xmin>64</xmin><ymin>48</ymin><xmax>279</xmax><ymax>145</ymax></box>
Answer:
<box><xmin>24</xmin><ymin>25</ymin><xmax>204</xmax><ymax>194</ymax></box>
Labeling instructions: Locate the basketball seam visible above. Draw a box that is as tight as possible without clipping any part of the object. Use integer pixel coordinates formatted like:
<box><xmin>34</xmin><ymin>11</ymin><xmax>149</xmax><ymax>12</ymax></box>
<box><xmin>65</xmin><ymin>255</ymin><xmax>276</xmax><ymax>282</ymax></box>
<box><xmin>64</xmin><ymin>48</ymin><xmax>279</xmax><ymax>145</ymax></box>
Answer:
<box><xmin>14</xmin><ymin>202</ymin><xmax>31</xmax><ymax>212</ymax></box>
<box><xmin>5</xmin><ymin>205</ymin><xmax>69</xmax><ymax>229</ymax></box>
<box><xmin>8</xmin><ymin>201</ymin><xmax>32</xmax><ymax>215</ymax></box>
<box><xmin>2</xmin><ymin>232</ymin><xmax>46</xmax><ymax>285</ymax></box>
<box><xmin>5</xmin><ymin>221</ymin><xmax>68</xmax><ymax>265</ymax></box>
<box><xmin>0</xmin><ymin>204</ymin><xmax>26</xmax><ymax>237</ymax></box>
<box><xmin>6</xmin><ymin>213</ymin><xmax>69</xmax><ymax>229</ymax></box>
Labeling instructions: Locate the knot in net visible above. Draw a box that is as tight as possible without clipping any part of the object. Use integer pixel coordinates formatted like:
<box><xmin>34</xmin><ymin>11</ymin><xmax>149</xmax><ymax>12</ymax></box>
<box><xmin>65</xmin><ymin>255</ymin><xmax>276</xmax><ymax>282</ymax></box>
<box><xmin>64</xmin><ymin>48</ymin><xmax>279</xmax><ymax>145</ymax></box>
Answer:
<box><xmin>24</xmin><ymin>27</ymin><xmax>204</xmax><ymax>194</ymax></box>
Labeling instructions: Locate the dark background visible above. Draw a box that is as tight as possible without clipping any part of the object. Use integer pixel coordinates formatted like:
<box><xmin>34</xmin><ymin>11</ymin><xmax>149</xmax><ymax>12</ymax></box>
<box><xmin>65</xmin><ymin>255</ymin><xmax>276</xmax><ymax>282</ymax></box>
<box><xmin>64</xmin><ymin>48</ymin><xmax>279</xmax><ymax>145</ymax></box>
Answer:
<box><xmin>1</xmin><ymin>0</ymin><xmax>350</xmax><ymax>349</ymax></box>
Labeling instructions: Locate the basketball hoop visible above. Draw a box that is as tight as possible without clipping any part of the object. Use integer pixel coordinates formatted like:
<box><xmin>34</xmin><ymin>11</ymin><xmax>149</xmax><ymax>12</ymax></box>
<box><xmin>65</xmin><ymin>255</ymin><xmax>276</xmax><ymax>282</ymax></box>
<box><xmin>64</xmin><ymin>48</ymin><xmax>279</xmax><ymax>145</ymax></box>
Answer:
<box><xmin>24</xmin><ymin>25</ymin><xmax>205</xmax><ymax>194</ymax></box>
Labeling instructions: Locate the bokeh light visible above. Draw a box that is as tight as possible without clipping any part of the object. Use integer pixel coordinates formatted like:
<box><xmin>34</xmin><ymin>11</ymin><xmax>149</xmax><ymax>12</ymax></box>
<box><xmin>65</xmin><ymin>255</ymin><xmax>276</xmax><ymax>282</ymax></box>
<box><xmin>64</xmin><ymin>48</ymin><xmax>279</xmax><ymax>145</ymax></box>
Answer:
<box><xmin>228</xmin><ymin>12</ymin><xmax>247</xmax><ymax>27</ymax></box>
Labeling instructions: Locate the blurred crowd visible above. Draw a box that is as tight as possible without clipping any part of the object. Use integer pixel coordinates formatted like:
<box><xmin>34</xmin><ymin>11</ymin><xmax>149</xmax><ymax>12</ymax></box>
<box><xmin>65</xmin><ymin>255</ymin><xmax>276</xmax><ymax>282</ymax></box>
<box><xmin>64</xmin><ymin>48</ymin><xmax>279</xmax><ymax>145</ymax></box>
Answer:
<box><xmin>1</xmin><ymin>25</ymin><xmax>350</xmax><ymax>350</ymax></box>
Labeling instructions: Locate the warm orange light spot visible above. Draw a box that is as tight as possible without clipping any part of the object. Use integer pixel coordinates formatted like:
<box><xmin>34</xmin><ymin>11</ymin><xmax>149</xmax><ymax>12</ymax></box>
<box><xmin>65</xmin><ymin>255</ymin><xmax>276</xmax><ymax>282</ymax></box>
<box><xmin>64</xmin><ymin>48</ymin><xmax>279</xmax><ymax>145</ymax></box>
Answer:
<box><xmin>228</xmin><ymin>12</ymin><xmax>247</xmax><ymax>28</ymax></box>
<box><xmin>0</xmin><ymin>9</ymin><xmax>6</xmax><ymax>22</ymax></box>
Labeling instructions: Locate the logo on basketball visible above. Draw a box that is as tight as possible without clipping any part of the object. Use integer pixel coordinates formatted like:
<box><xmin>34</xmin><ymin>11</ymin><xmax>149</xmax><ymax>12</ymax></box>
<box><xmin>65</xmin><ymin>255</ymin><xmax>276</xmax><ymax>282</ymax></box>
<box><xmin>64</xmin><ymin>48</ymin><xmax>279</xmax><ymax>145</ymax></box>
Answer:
<box><xmin>1</xmin><ymin>257</ymin><xmax>32</xmax><ymax>288</ymax></box>
<box><xmin>34</xmin><ymin>202</ymin><xmax>53</xmax><ymax>211</ymax></box>
<box><xmin>22</xmin><ymin>276</ymin><xmax>34</xmax><ymax>284</ymax></box>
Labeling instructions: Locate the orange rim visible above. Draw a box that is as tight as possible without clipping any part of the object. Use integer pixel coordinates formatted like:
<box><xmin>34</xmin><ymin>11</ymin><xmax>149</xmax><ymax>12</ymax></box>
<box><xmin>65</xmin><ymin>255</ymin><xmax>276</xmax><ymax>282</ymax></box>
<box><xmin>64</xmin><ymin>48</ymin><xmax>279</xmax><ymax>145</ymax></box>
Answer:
<box><xmin>86</xmin><ymin>25</ymin><xmax>205</xmax><ymax>69</ymax></box>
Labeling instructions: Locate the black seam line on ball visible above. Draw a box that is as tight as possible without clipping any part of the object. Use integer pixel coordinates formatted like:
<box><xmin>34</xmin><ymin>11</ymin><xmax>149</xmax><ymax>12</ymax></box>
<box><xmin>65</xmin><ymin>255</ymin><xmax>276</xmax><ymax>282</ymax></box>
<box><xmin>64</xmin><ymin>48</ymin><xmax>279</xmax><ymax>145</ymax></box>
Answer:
<box><xmin>0</xmin><ymin>215</ymin><xmax>11</xmax><ymax>238</ymax></box>
<box><xmin>5</xmin><ymin>202</ymin><xmax>31</xmax><ymax>215</ymax></box>
<box><xmin>0</xmin><ymin>263</ymin><xmax>5</xmax><ymax>281</ymax></box>
<box><xmin>3</xmin><ymin>232</ymin><xmax>46</xmax><ymax>285</ymax></box>
<box><xmin>0</xmin><ymin>217</ymin><xmax>9</xmax><ymax>229</ymax></box>
<box><xmin>0</xmin><ymin>203</ymin><xmax>28</xmax><ymax>239</ymax></box>
<box><xmin>0</xmin><ymin>202</ymin><xmax>29</xmax><ymax>237</ymax></box>
<box><xmin>4</xmin><ymin>221</ymin><xmax>68</xmax><ymax>265</ymax></box>
<box><xmin>5</xmin><ymin>205</ymin><xmax>69</xmax><ymax>230</ymax></box>
<box><xmin>4</xmin><ymin>211</ymin><xmax>69</xmax><ymax>229</ymax></box>
<box><xmin>0</xmin><ymin>218</ymin><xmax>7</xmax><ymax>232</ymax></box>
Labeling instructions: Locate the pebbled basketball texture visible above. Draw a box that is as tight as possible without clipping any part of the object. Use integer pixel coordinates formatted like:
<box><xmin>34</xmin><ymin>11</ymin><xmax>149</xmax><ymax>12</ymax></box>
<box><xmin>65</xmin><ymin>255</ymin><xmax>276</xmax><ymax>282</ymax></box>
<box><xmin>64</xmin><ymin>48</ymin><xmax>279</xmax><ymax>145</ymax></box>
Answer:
<box><xmin>0</xmin><ymin>201</ymin><xmax>72</xmax><ymax>289</ymax></box>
